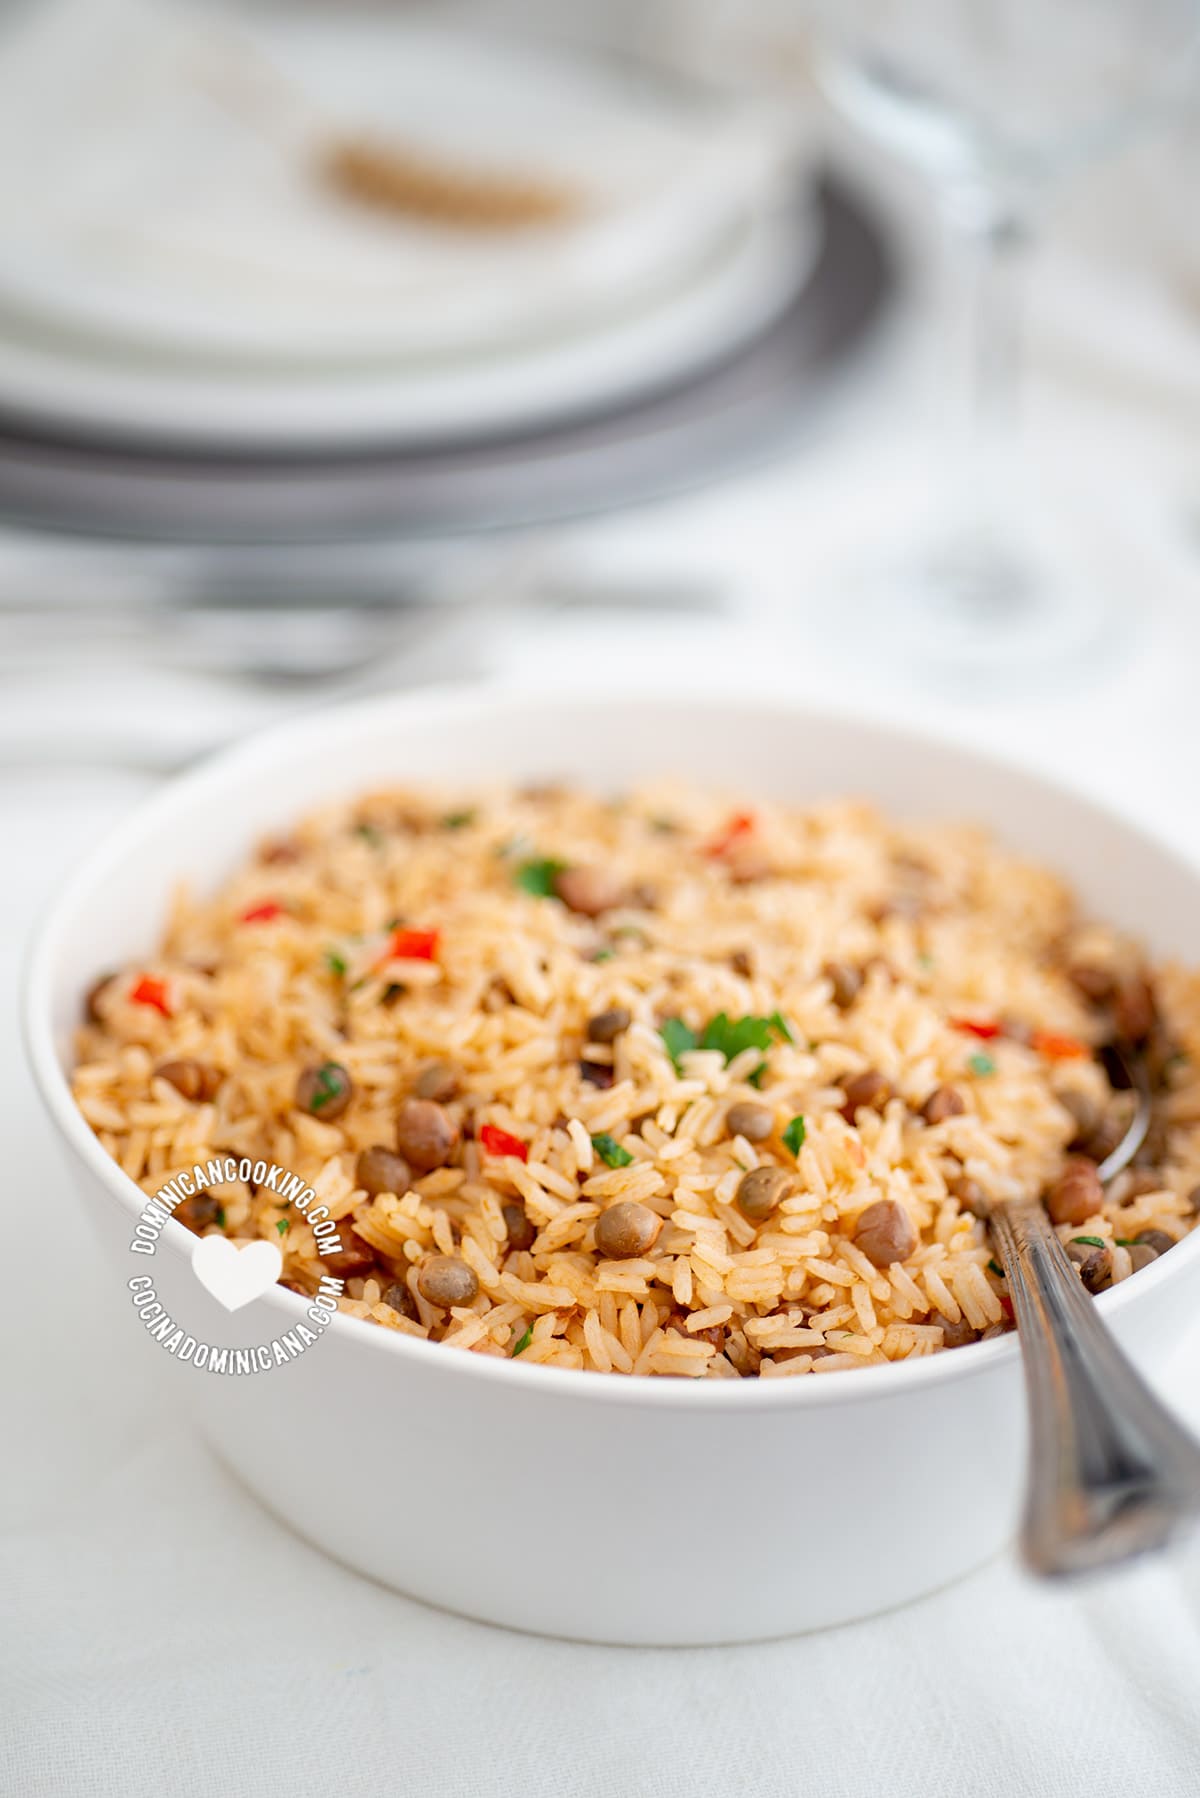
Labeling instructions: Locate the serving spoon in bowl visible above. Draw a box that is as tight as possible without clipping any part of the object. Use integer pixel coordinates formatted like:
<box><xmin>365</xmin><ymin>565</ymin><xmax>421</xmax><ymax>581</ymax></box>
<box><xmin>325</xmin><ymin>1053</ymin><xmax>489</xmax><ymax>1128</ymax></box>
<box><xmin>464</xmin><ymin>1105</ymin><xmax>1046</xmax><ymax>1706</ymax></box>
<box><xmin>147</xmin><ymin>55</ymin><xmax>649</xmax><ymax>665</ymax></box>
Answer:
<box><xmin>986</xmin><ymin>1046</ymin><xmax>1200</xmax><ymax>1577</ymax></box>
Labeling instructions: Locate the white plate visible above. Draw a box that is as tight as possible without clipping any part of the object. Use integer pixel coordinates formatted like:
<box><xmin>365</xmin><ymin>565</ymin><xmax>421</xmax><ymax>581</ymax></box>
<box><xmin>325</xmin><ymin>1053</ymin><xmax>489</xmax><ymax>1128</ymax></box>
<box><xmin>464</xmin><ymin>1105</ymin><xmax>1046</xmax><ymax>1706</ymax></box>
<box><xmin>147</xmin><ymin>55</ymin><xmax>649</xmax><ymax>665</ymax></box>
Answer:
<box><xmin>0</xmin><ymin>190</ymin><xmax>819</xmax><ymax>450</ymax></box>
<box><xmin>0</xmin><ymin>0</ymin><xmax>790</xmax><ymax>365</ymax></box>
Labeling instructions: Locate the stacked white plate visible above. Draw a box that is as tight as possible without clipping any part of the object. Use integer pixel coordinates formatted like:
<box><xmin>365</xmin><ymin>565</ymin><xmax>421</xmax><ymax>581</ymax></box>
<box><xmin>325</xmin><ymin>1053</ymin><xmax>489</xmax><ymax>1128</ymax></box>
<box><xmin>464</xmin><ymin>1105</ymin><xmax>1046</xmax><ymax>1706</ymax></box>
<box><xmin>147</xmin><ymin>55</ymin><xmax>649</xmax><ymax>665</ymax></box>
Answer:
<box><xmin>0</xmin><ymin>0</ymin><xmax>818</xmax><ymax>451</ymax></box>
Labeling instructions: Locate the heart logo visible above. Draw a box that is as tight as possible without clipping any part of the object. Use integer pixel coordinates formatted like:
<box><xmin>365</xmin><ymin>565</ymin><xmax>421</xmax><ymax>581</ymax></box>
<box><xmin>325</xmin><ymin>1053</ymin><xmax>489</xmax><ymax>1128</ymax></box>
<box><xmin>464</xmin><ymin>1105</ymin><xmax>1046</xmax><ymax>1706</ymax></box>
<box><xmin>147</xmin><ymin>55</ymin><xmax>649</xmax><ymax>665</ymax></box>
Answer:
<box><xmin>191</xmin><ymin>1236</ymin><xmax>283</xmax><ymax>1313</ymax></box>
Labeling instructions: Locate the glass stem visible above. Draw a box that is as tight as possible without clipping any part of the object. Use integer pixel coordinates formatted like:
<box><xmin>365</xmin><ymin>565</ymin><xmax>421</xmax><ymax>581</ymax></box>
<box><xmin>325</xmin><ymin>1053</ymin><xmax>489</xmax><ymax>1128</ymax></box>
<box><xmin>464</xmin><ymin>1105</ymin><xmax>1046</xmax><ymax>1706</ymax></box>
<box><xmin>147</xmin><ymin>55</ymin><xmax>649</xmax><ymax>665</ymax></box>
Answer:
<box><xmin>940</xmin><ymin>189</ymin><xmax>1034</xmax><ymax>603</ymax></box>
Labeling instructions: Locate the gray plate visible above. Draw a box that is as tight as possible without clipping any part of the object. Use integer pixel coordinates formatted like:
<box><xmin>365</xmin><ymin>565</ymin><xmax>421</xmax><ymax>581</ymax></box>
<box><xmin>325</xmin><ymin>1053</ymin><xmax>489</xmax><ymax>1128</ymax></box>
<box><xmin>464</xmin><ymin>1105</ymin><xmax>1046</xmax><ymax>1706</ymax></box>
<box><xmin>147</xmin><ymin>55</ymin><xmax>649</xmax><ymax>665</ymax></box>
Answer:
<box><xmin>0</xmin><ymin>175</ymin><xmax>894</xmax><ymax>546</ymax></box>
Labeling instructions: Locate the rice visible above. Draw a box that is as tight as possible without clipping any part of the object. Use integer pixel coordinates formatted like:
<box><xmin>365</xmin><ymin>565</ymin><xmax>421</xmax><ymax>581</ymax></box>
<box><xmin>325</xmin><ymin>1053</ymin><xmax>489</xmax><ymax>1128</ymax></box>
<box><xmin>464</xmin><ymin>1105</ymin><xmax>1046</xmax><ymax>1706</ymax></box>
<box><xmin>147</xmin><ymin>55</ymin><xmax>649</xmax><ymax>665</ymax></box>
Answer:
<box><xmin>71</xmin><ymin>780</ymin><xmax>1200</xmax><ymax>1377</ymax></box>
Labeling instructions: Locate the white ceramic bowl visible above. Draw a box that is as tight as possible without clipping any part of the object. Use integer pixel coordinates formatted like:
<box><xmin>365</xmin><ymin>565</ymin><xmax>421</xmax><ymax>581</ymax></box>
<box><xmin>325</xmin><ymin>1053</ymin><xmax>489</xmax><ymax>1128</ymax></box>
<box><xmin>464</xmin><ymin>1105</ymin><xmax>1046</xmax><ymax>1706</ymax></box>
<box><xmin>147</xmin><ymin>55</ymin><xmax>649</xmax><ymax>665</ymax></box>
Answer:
<box><xmin>24</xmin><ymin>688</ymin><xmax>1200</xmax><ymax>1644</ymax></box>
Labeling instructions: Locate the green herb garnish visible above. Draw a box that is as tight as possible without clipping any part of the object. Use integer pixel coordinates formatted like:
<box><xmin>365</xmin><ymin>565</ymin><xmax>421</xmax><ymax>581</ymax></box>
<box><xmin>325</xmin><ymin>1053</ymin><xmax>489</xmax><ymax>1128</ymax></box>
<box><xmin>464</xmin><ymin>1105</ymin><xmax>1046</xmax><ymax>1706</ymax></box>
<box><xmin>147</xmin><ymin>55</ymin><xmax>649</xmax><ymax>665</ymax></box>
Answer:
<box><xmin>700</xmin><ymin>1011</ymin><xmax>793</xmax><ymax>1085</ymax></box>
<box><xmin>1071</xmin><ymin>1235</ymin><xmax>1106</xmax><ymax>1249</ymax></box>
<box><xmin>309</xmin><ymin>1062</ymin><xmax>347</xmax><ymax>1112</ymax></box>
<box><xmin>967</xmin><ymin>1051</ymin><xmax>997</xmax><ymax>1077</ymax></box>
<box><xmin>917</xmin><ymin>952</ymin><xmax>935</xmax><ymax>970</ymax></box>
<box><xmin>354</xmin><ymin>823</ymin><xmax>383</xmax><ymax>848</ymax></box>
<box><xmin>324</xmin><ymin>949</ymin><xmax>348</xmax><ymax>978</ymax></box>
<box><xmin>276</xmin><ymin>1219</ymin><xmax>290</xmax><ymax>1237</ymax></box>
<box><xmin>511</xmin><ymin>1325</ymin><xmax>533</xmax><ymax>1358</ymax></box>
<box><xmin>441</xmin><ymin>809</ymin><xmax>476</xmax><ymax>830</ymax></box>
<box><xmin>649</xmin><ymin>816</ymin><xmax>678</xmax><ymax>835</ymax></box>
<box><xmin>1116</xmin><ymin>1238</ymin><xmax>1138</xmax><ymax>1247</ymax></box>
<box><xmin>700</xmin><ymin>1011</ymin><xmax>792</xmax><ymax>1061</ymax></box>
<box><xmin>782</xmin><ymin>1115</ymin><xmax>807</xmax><ymax>1157</ymax></box>
<box><xmin>215</xmin><ymin>1206</ymin><xmax>226</xmax><ymax>1229</ymax></box>
<box><xmin>591</xmin><ymin>947</ymin><xmax>615</xmax><ymax>964</ymax></box>
<box><xmin>514</xmin><ymin>857</ymin><xmax>566</xmax><ymax>897</ymax></box>
<box><xmin>660</xmin><ymin>1017</ymin><xmax>698</xmax><ymax>1071</ymax></box>
<box><xmin>988</xmin><ymin>1258</ymin><xmax>1005</xmax><ymax>1278</ymax></box>
<box><xmin>591</xmin><ymin>1132</ymin><xmax>634</xmax><ymax>1169</ymax></box>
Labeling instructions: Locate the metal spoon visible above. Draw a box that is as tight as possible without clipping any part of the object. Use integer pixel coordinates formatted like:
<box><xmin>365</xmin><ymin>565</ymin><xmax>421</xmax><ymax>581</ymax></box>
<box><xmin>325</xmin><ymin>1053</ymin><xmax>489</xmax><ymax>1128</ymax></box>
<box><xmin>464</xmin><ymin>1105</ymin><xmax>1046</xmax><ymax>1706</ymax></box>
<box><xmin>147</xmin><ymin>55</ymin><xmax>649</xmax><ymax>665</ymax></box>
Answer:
<box><xmin>987</xmin><ymin>1048</ymin><xmax>1200</xmax><ymax>1577</ymax></box>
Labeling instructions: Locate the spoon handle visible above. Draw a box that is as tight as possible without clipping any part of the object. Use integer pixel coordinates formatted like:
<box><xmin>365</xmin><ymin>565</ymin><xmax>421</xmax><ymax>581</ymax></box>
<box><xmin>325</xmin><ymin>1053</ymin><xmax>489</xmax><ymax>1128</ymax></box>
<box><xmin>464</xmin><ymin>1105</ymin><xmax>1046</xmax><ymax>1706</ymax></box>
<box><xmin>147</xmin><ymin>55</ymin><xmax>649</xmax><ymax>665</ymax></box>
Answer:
<box><xmin>991</xmin><ymin>1199</ymin><xmax>1200</xmax><ymax>1577</ymax></box>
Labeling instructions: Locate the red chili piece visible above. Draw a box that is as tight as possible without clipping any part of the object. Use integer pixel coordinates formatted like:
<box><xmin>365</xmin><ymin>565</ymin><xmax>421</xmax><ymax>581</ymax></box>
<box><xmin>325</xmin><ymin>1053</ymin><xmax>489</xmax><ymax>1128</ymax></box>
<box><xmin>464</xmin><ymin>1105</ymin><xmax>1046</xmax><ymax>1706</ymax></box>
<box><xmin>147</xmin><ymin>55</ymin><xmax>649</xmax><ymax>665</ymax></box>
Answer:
<box><xmin>385</xmin><ymin>928</ymin><xmax>440</xmax><ymax>962</ymax></box>
<box><xmin>240</xmin><ymin>900</ymin><xmax>285</xmax><ymax>924</ymax></box>
<box><xmin>704</xmin><ymin>811</ymin><xmax>756</xmax><ymax>858</ymax></box>
<box><xmin>130</xmin><ymin>975</ymin><xmax>172</xmax><ymax>1017</ymax></box>
<box><xmin>480</xmin><ymin>1123</ymin><xmax>528</xmax><ymax>1161</ymax></box>
<box><xmin>950</xmin><ymin>1017</ymin><xmax>1003</xmax><ymax>1040</ymax></box>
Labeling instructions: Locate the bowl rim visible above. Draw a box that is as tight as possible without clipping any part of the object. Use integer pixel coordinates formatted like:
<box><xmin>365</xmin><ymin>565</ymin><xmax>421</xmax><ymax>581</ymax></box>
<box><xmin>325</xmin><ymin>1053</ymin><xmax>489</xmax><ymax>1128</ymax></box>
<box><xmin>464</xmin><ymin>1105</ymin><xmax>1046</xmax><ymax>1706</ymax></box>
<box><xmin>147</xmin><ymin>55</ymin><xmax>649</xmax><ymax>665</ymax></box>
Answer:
<box><xmin>23</xmin><ymin>679</ymin><xmax>1200</xmax><ymax>1414</ymax></box>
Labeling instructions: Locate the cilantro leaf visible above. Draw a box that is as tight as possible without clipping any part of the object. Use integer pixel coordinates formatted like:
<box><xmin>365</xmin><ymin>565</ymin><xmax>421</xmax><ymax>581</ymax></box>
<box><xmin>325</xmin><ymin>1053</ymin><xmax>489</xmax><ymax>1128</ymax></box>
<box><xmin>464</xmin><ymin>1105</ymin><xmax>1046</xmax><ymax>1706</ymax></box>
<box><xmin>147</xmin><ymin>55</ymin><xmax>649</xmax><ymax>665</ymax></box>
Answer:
<box><xmin>660</xmin><ymin>1017</ymin><xmax>698</xmax><ymax>1071</ymax></box>
<box><xmin>354</xmin><ymin>823</ymin><xmax>383</xmax><ymax>848</ymax></box>
<box><xmin>783</xmin><ymin>1115</ymin><xmax>806</xmax><ymax>1156</ymax></box>
<box><xmin>309</xmin><ymin>1062</ymin><xmax>348</xmax><ymax>1112</ymax></box>
<box><xmin>767</xmin><ymin>1010</ymin><xmax>795</xmax><ymax>1044</ymax></box>
<box><xmin>276</xmin><ymin>1219</ymin><xmax>290</xmax><ymax>1237</ymax></box>
<box><xmin>441</xmin><ymin>809</ymin><xmax>476</xmax><ymax>830</ymax></box>
<box><xmin>514</xmin><ymin>857</ymin><xmax>566</xmax><ymax>897</ymax></box>
<box><xmin>511</xmin><ymin>1325</ymin><xmax>533</xmax><ymax>1358</ymax></box>
<box><xmin>1071</xmin><ymin>1235</ymin><xmax>1106</xmax><ymax>1249</ymax></box>
<box><xmin>701</xmin><ymin>1011</ymin><xmax>793</xmax><ymax>1084</ymax></box>
<box><xmin>324</xmin><ymin>949</ymin><xmax>348</xmax><ymax>978</ymax></box>
<box><xmin>591</xmin><ymin>1132</ymin><xmax>634</xmax><ymax>1169</ymax></box>
<box><xmin>700</xmin><ymin>1011</ymin><xmax>792</xmax><ymax>1061</ymax></box>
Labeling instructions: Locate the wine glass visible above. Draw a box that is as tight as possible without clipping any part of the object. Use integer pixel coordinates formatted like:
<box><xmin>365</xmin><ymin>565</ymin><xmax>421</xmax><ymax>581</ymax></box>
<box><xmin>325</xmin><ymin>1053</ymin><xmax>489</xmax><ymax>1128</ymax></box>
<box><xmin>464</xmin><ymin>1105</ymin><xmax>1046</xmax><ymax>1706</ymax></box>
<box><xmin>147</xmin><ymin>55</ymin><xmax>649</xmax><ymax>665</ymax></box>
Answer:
<box><xmin>804</xmin><ymin>0</ymin><xmax>1200</xmax><ymax>682</ymax></box>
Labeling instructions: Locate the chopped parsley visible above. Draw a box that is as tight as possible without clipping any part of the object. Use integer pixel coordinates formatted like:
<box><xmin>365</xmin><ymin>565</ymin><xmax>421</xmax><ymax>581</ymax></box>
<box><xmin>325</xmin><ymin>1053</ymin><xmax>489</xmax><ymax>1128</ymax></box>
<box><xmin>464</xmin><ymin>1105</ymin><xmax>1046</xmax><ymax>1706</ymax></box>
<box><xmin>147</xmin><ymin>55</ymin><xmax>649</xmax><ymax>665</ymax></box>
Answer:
<box><xmin>1071</xmin><ymin>1235</ymin><xmax>1106</xmax><ymax>1249</ymax></box>
<box><xmin>702</xmin><ymin>1011</ymin><xmax>793</xmax><ymax>1084</ymax></box>
<box><xmin>215</xmin><ymin>1206</ymin><xmax>226</xmax><ymax>1229</ymax></box>
<box><xmin>513</xmin><ymin>857</ymin><xmax>566</xmax><ymax>897</ymax></box>
<box><xmin>591</xmin><ymin>1132</ymin><xmax>634</xmax><ymax>1169</ymax></box>
<box><xmin>701</xmin><ymin>1011</ymin><xmax>794</xmax><ymax>1059</ymax></box>
<box><xmin>511</xmin><ymin>1325</ymin><xmax>533</xmax><ymax>1358</ymax></box>
<box><xmin>660</xmin><ymin>1010</ymin><xmax>793</xmax><ymax>1081</ymax></box>
<box><xmin>441</xmin><ymin>809</ymin><xmax>476</xmax><ymax>830</ymax></box>
<box><xmin>324</xmin><ymin>949</ymin><xmax>348</xmax><ymax>978</ymax></box>
<box><xmin>782</xmin><ymin>1115</ymin><xmax>807</xmax><ymax>1157</ymax></box>
<box><xmin>591</xmin><ymin>947</ymin><xmax>615</xmax><ymax>964</ymax></box>
<box><xmin>660</xmin><ymin>1017</ymin><xmax>698</xmax><ymax>1071</ymax></box>
<box><xmin>354</xmin><ymin>823</ymin><xmax>383</xmax><ymax>848</ymax></box>
<box><xmin>276</xmin><ymin>1219</ymin><xmax>290</xmax><ymax>1237</ymax></box>
<box><xmin>309</xmin><ymin>1062</ymin><xmax>348</xmax><ymax>1112</ymax></box>
<box><xmin>988</xmin><ymin>1258</ymin><xmax>1005</xmax><ymax>1278</ymax></box>
<box><xmin>967</xmin><ymin>1051</ymin><xmax>997</xmax><ymax>1077</ymax></box>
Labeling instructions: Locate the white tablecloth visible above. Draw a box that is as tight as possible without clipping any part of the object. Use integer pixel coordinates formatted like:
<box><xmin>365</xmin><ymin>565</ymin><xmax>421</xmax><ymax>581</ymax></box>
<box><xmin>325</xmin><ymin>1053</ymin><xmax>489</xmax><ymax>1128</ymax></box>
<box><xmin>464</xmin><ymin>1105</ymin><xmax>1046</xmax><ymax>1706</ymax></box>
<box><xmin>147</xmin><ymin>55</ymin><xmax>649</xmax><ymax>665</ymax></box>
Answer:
<box><xmin>6</xmin><ymin>138</ymin><xmax>1200</xmax><ymax>1797</ymax></box>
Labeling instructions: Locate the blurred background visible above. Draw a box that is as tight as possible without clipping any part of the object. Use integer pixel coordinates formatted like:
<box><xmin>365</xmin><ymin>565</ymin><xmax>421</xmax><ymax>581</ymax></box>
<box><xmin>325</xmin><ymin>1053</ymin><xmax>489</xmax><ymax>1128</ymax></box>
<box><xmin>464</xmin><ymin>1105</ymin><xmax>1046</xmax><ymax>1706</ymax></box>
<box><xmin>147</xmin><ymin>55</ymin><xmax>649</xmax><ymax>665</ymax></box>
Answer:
<box><xmin>0</xmin><ymin>0</ymin><xmax>1197</xmax><ymax>783</ymax></box>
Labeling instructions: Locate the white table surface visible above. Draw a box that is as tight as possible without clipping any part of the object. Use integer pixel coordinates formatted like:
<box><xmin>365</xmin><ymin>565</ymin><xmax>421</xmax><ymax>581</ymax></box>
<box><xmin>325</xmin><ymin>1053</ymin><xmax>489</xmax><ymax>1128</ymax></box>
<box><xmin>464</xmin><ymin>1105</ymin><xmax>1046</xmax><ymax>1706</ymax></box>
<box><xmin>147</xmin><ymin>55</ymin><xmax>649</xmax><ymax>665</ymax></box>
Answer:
<box><xmin>5</xmin><ymin>151</ymin><xmax>1200</xmax><ymax>1795</ymax></box>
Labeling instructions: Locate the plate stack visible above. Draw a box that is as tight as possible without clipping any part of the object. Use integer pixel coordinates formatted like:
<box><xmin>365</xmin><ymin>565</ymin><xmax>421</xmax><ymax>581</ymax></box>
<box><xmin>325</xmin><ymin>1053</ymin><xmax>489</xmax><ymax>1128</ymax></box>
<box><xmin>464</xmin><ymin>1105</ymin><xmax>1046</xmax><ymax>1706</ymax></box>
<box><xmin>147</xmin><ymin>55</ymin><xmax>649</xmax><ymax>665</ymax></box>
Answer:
<box><xmin>0</xmin><ymin>0</ymin><xmax>891</xmax><ymax>543</ymax></box>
